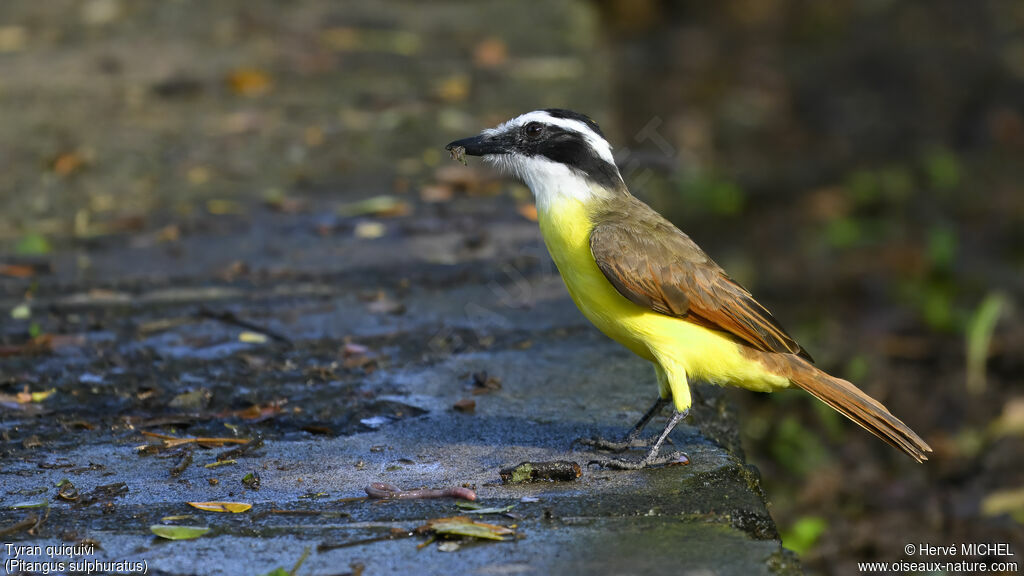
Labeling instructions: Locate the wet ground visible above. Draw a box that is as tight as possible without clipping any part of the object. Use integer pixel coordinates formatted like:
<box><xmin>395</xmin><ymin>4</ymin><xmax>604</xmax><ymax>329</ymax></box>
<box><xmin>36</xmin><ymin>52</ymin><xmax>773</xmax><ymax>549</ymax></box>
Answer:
<box><xmin>1</xmin><ymin>192</ymin><xmax>798</xmax><ymax>575</ymax></box>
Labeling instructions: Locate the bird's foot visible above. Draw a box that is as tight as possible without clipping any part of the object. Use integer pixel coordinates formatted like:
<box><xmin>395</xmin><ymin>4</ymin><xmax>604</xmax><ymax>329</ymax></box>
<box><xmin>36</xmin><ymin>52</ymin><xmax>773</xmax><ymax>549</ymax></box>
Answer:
<box><xmin>574</xmin><ymin>434</ymin><xmax>659</xmax><ymax>453</ymax></box>
<box><xmin>588</xmin><ymin>450</ymin><xmax>689</xmax><ymax>470</ymax></box>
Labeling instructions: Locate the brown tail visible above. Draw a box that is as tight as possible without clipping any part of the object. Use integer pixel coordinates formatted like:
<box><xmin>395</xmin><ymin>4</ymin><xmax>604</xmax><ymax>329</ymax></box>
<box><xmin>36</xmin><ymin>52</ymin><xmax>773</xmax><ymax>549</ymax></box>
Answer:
<box><xmin>785</xmin><ymin>357</ymin><xmax>932</xmax><ymax>462</ymax></box>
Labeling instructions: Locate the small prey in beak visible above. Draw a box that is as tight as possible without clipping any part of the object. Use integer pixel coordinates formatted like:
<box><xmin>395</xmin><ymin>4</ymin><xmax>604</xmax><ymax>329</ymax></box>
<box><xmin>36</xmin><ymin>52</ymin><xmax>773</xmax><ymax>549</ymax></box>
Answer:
<box><xmin>448</xmin><ymin>145</ymin><xmax>466</xmax><ymax>165</ymax></box>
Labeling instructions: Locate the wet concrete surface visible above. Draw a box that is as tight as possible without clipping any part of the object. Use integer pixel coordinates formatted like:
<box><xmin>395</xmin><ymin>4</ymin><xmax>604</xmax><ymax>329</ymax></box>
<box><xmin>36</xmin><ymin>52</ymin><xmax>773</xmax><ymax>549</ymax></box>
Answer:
<box><xmin>1</xmin><ymin>1</ymin><xmax>802</xmax><ymax>573</ymax></box>
<box><xmin>1</xmin><ymin>195</ymin><xmax>801</xmax><ymax>575</ymax></box>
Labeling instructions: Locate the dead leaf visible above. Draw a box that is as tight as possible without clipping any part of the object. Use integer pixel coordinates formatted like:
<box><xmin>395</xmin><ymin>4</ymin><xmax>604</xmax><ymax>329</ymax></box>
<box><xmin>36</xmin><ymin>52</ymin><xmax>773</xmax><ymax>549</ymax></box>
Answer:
<box><xmin>150</xmin><ymin>525</ymin><xmax>210</xmax><ymax>540</ymax></box>
<box><xmin>305</xmin><ymin>126</ymin><xmax>325</xmax><ymax>147</ymax></box>
<box><xmin>343</xmin><ymin>342</ymin><xmax>370</xmax><ymax>356</ymax></box>
<box><xmin>0</xmin><ymin>264</ymin><xmax>38</xmax><ymax>278</ymax></box>
<box><xmin>140</xmin><ymin>431</ymin><xmax>250</xmax><ymax>449</ymax></box>
<box><xmin>239</xmin><ymin>331</ymin><xmax>269</xmax><ymax>344</ymax></box>
<box><xmin>342</xmin><ymin>343</ymin><xmax>377</xmax><ymax>370</ymax></box>
<box><xmin>435</xmin><ymin>75</ymin><xmax>470</xmax><ymax>103</ymax></box>
<box><xmin>453</xmin><ymin>398</ymin><xmax>475</xmax><ymax>413</ymax></box>
<box><xmin>416</xmin><ymin>516</ymin><xmax>514</xmax><ymax>541</ymax></box>
<box><xmin>365</xmin><ymin>292</ymin><xmax>405</xmax><ymax>315</ymax></box>
<box><xmin>228</xmin><ymin>68</ymin><xmax>272</xmax><ymax>96</ymax></box>
<box><xmin>52</xmin><ymin>152</ymin><xmax>87</xmax><ymax>176</ymax></box>
<box><xmin>217</xmin><ymin>400</ymin><xmax>287</xmax><ymax>421</ymax></box>
<box><xmin>264</xmin><ymin>192</ymin><xmax>309</xmax><ymax>214</ymax></box>
<box><xmin>354</xmin><ymin>222</ymin><xmax>386</xmax><ymax>239</ymax></box>
<box><xmin>157</xmin><ymin>225</ymin><xmax>181</xmax><ymax>243</ymax></box>
<box><xmin>419</xmin><ymin>184</ymin><xmax>454</xmax><ymax>203</ymax></box>
<box><xmin>337</xmin><ymin>195</ymin><xmax>410</xmax><ymax>218</ymax></box>
<box><xmin>168</xmin><ymin>389</ymin><xmax>212</xmax><ymax>410</ymax></box>
<box><xmin>471</xmin><ymin>371</ymin><xmax>502</xmax><ymax>394</ymax></box>
<box><xmin>10</xmin><ymin>303</ymin><xmax>30</xmax><ymax>320</ymax></box>
<box><xmin>188</xmin><ymin>501</ymin><xmax>252</xmax><ymax>513</ymax></box>
<box><xmin>15</xmin><ymin>388</ymin><xmax>56</xmax><ymax>404</ymax></box>
<box><xmin>187</xmin><ymin>166</ymin><xmax>210</xmax><ymax>185</ymax></box>
<box><xmin>206</xmin><ymin>199</ymin><xmax>245</xmax><ymax>215</ymax></box>
<box><xmin>0</xmin><ymin>336</ymin><xmax>57</xmax><ymax>358</ymax></box>
<box><xmin>473</xmin><ymin>38</ymin><xmax>508</xmax><ymax>69</ymax></box>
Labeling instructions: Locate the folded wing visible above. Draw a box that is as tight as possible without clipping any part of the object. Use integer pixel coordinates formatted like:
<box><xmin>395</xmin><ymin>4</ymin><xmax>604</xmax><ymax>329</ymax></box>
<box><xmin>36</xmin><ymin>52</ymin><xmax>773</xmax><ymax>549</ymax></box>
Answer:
<box><xmin>590</xmin><ymin>208</ymin><xmax>812</xmax><ymax>361</ymax></box>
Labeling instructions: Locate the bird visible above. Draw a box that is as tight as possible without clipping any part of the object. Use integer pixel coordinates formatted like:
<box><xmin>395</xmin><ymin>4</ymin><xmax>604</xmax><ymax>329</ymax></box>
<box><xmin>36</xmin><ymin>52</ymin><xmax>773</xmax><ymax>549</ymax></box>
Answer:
<box><xmin>446</xmin><ymin>109</ymin><xmax>932</xmax><ymax>469</ymax></box>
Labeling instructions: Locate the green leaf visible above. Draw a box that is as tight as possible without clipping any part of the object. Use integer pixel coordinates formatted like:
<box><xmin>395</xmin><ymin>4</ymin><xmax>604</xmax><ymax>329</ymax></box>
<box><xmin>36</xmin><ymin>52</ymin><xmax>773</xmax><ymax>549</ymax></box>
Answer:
<box><xmin>965</xmin><ymin>292</ymin><xmax>1008</xmax><ymax>395</ymax></box>
<box><xmin>15</xmin><ymin>233</ymin><xmax>51</xmax><ymax>255</ymax></box>
<box><xmin>923</xmin><ymin>147</ymin><xmax>961</xmax><ymax>191</ymax></box>
<box><xmin>781</xmin><ymin>515</ymin><xmax>827</xmax><ymax>555</ymax></box>
<box><xmin>150</xmin><ymin>525</ymin><xmax>210</xmax><ymax>540</ymax></box>
<box><xmin>770</xmin><ymin>415</ymin><xmax>830</xmax><ymax>476</ymax></box>
<box><xmin>927</xmin><ymin>225</ymin><xmax>958</xmax><ymax>270</ymax></box>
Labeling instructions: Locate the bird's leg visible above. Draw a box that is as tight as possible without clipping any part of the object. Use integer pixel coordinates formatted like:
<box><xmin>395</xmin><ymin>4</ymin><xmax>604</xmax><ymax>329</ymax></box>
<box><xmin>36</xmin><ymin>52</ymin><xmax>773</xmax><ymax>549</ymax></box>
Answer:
<box><xmin>590</xmin><ymin>409</ymin><xmax>690</xmax><ymax>470</ymax></box>
<box><xmin>576</xmin><ymin>397</ymin><xmax>670</xmax><ymax>452</ymax></box>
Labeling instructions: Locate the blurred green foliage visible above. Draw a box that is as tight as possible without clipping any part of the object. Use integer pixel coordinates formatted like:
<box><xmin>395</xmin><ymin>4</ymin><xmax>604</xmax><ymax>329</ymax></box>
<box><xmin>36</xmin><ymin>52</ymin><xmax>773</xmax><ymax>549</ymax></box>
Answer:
<box><xmin>15</xmin><ymin>232</ymin><xmax>51</xmax><ymax>256</ymax></box>
<box><xmin>966</xmin><ymin>292</ymin><xmax>1009</xmax><ymax>395</ymax></box>
<box><xmin>674</xmin><ymin>172</ymin><xmax>746</xmax><ymax>217</ymax></box>
<box><xmin>770</xmin><ymin>414</ymin><xmax>831</xmax><ymax>477</ymax></box>
<box><xmin>781</xmin><ymin>515</ymin><xmax>828</xmax><ymax>556</ymax></box>
<box><xmin>923</xmin><ymin>147</ymin><xmax>962</xmax><ymax>192</ymax></box>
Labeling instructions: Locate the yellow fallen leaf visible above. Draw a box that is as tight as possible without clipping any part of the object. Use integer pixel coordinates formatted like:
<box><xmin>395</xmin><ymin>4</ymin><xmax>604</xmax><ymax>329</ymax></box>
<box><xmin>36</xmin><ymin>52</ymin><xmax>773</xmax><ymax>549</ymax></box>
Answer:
<box><xmin>16</xmin><ymin>388</ymin><xmax>56</xmax><ymax>403</ymax></box>
<box><xmin>435</xmin><ymin>75</ymin><xmax>470</xmax><ymax>103</ymax></box>
<box><xmin>206</xmin><ymin>199</ymin><xmax>245</xmax><ymax>215</ymax></box>
<box><xmin>417</xmin><ymin>516</ymin><xmax>514</xmax><ymax>541</ymax></box>
<box><xmin>337</xmin><ymin>195</ymin><xmax>410</xmax><ymax>218</ymax></box>
<box><xmin>187</xmin><ymin>166</ymin><xmax>210</xmax><ymax>186</ymax></box>
<box><xmin>10</xmin><ymin>303</ymin><xmax>31</xmax><ymax>320</ymax></box>
<box><xmin>238</xmin><ymin>331</ymin><xmax>269</xmax><ymax>344</ymax></box>
<box><xmin>227</xmin><ymin>68</ymin><xmax>272</xmax><ymax>96</ymax></box>
<box><xmin>53</xmin><ymin>152</ymin><xmax>87</xmax><ymax>176</ymax></box>
<box><xmin>188</xmin><ymin>501</ymin><xmax>252</xmax><ymax>513</ymax></box>
<box><xmin>150</xmin><ymin>525</ymin><xmax>210</xmax><ymax>540</ymax></box>
<box><xmin>354</xmin><ymin>222</ymin><xmax>386</xmax><ymax>239</ymax></box>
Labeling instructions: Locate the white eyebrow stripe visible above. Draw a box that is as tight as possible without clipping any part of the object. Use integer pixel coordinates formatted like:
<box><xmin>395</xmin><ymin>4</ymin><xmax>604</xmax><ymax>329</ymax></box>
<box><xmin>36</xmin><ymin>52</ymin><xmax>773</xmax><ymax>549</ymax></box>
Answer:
<box><xmin>487</xmin><ymin>110</ymin><xmax>617</xmax><ymax>167</ymax></box>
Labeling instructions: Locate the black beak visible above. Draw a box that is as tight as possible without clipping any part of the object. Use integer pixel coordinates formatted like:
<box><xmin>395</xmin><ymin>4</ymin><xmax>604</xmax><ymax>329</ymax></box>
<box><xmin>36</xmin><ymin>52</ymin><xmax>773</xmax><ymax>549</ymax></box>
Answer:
<box><xmin>445</xmin><ymin>134</ymin><xmax>504</xmax><ymax>156</ymax></box>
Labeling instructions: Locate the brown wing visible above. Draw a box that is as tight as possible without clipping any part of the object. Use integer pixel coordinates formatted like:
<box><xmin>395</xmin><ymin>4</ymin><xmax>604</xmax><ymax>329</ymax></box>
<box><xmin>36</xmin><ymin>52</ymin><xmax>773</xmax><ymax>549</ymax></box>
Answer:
<box><xmin>590</xmin><ymin>202</ymin><xmax>812</xmax><ymax>361</ymax></box>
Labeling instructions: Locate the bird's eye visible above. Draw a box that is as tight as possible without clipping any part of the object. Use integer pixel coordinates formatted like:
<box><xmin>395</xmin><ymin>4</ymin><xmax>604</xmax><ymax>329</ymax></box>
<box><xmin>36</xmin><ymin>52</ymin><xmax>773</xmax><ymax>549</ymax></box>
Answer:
<box><xmin>524</xmin><ymin>122</ymin><xmax>544</xmax><ymax>139</ymax></box>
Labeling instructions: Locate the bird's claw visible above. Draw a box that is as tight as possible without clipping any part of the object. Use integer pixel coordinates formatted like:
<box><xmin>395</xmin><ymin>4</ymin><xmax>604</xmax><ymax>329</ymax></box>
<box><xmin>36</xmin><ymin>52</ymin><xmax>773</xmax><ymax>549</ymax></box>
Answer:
<box><xmin>575</xmin><ymin>435</ymin><xmax>671</xmax><ymax>453</ymax></box>
<box><xmin>587</xmin><ymin>450</ymin><xmax>689</xmax><ymax>470</ymax></box>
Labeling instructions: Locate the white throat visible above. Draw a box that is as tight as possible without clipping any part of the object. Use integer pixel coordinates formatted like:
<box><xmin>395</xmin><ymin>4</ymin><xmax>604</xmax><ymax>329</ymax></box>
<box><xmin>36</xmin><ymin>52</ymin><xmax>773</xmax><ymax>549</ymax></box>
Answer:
<box><xmin>485</xmin><ymin>153</ymin><xmax>607</xmax><ymax>213</ymax></box>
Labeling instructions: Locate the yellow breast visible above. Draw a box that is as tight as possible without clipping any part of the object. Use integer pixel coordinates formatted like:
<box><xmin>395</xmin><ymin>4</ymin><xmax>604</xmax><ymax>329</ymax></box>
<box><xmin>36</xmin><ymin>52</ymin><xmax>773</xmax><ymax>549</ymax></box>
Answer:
<box><xmin>536</xmin><ymin>195</ymin><xmax>790</xmax><ymax>396</ymax></box>
<box><xmin>538</xmin><ymin>197</ymin><xmax>656</xmax><ymax>360</ymax></box>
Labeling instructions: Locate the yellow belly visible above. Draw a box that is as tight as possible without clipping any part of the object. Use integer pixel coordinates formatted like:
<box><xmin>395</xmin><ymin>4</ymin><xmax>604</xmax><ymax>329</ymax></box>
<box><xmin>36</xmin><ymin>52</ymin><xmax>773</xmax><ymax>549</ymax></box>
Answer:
<box><xmin>537</xmin><ymin>197</ymin><xmax>790</xmax><ymax>411</ymax></box>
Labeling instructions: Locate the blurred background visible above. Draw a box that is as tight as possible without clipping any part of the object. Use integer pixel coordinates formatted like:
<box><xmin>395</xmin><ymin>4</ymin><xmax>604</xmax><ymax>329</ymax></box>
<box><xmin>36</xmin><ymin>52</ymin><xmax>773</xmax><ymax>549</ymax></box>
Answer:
<box><xmin>1</xmin><ymin>0</ymin><xmax>1021</xmax><ymax>573</ymax></box>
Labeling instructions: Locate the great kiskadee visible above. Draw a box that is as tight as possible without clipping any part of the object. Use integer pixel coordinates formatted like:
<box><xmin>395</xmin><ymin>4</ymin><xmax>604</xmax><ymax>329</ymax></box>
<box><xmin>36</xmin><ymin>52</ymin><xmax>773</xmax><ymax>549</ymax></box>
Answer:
<box><xmin>446</xmin><ymin>109</ymin><xmax>931</xmax><ymax>469</ymax></box>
